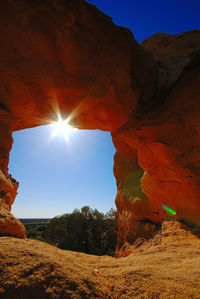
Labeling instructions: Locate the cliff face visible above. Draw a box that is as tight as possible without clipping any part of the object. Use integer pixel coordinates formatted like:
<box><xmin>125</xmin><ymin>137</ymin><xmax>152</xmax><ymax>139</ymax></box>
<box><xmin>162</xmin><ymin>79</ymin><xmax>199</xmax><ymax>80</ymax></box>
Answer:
<box><xmin>0</xmin><ymin>0</ymin><xmax>199</xmax><ymax>254</ymax></box>
<box><xmin>113</xmin><ymin>30</ymin><xmax>200</xmax><ymax>253</ymax></box>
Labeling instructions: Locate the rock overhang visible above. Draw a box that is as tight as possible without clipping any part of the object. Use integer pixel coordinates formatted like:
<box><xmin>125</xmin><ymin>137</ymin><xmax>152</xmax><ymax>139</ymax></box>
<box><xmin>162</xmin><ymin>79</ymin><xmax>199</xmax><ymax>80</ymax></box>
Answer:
<box><xmin>0</xmin><ymin>0</ymin><xmax>199</xmax><ymax>254</ymax></box>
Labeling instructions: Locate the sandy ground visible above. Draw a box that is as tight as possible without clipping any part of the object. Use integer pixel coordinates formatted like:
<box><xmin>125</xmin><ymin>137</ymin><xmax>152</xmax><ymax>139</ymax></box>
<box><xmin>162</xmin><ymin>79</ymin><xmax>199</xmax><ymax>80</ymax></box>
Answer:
<box><xmin>0</xmin><ymin>221</ymin><xmax>200</xmax><ymax>298</ymax></box>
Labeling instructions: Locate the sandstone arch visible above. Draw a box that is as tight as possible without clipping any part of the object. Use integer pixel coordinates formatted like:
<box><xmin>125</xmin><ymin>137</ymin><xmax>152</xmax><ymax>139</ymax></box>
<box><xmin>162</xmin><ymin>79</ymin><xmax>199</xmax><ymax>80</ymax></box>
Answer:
<box><xmin>0</xmin><ymin>0</ymin><xmax>200</xmax><ymax>254</ymax></box>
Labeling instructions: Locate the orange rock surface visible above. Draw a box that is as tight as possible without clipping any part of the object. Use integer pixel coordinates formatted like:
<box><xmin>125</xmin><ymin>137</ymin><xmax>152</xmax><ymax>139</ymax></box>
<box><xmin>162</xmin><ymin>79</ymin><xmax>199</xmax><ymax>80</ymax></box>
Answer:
<box><xmin>0</xmin><ymin>221</ymin><xmax>200</xmax><ymax>298</ymax></box>
<box><xmin>0</xmin><ymin>0</ymin><xmax>200</xmax><ymax>253</ymax></box>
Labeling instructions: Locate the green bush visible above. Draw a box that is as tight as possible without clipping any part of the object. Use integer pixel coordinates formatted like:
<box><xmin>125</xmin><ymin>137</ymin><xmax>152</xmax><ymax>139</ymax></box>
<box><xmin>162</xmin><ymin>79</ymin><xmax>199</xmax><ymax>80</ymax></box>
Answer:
<box><xmin>42</xmin><ymin>206</ymin><xmax>117</xmax><ymax>256</ymax></box>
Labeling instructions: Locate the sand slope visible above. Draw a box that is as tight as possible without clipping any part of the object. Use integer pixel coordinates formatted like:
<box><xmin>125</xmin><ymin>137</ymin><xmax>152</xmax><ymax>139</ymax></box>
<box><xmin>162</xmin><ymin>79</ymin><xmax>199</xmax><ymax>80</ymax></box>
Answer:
<box><xmin>0</xmin><ymin>221</ymin><xmax>200</xmax><ymax>298</ymax></box>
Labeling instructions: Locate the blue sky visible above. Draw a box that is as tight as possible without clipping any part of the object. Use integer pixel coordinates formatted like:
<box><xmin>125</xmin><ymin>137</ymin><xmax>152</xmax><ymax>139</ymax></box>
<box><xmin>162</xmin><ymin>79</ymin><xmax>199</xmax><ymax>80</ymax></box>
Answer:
<box><xmin>87</xmin><ymin>0</ymin><xmax>200</xmax><ymax>42</ymax></box>
<box><xmin>9</xmin><ymin>1</ymin><xmax>200</xmax><ymax>218</ymax></box>
<box><xmin>10</xmin><ymin>127</ymin><xmax>116</xmax><ymax>218</ymax></box>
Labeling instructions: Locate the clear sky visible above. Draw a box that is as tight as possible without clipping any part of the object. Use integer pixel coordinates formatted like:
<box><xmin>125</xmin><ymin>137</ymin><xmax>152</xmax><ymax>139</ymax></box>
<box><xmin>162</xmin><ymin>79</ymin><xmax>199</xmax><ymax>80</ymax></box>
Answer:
<box><xmin>10</xmin><ymin>127</ymin><xmax>116</xmax><ymax>218</ymax></box>
<box><xmin>87</xmin><ymin>0</ymin><xmax>200</xmax><ymax>42</ymax></box>
<box><xmin>9</xmin><ymin>1</ymin><xmax>200</xmax><ymax>218</ymax></box>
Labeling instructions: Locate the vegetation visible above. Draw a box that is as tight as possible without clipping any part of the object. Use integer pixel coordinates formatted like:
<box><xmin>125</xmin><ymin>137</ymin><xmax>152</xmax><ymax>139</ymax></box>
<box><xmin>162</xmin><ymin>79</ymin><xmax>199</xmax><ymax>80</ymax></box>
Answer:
<box><xmin>20</xmin><ymin>206</ymin><xmax>117</xmax><ymax>256</ymax></box>
<box><xmin>20</xmin><ymin>218</ymin><xmax>50</xmax><ymax>242</ymax></box>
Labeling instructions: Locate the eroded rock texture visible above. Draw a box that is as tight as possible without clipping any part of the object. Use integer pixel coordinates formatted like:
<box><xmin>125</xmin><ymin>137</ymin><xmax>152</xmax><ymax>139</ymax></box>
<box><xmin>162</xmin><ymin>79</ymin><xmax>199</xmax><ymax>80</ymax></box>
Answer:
<box><xmin>114</xmin><ymin>30</ymin><xmax>200</xmax><ymax>254</ymax></box>
<box><xmin>1</xmin><ymin>221</ymin><xmax>200</xmax><ymax>298</ymax></box>
<box><xmin>0</xmin><ymin>0</ymin><xmax>199</xmax><ymax>253</ymax></box>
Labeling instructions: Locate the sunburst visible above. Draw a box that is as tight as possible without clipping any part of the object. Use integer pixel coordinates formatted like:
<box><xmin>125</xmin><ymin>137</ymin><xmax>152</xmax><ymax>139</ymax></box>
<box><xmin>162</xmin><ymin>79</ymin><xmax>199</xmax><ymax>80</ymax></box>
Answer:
<box><xmin>51</xmin><ymin>116</ymin><xmax>77</xmax><ymax>140</ymax></box>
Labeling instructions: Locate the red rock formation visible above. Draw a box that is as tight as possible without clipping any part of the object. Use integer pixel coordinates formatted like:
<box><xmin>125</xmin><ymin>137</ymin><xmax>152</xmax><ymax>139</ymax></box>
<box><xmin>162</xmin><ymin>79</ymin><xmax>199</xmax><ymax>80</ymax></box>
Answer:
<box><xmin>0</xmin><ymin>0</ymin><xmax>199</xmax><ymax>253</ymax></box>
<box><xmin>0</xmin><ymin>124</ymin><xmax>25</xmax><ymax>237</ymax></box>
<box><xmin>113</xmin><ymin>30</ymin><xmax>200</xmax><ymax>254</ymax></box>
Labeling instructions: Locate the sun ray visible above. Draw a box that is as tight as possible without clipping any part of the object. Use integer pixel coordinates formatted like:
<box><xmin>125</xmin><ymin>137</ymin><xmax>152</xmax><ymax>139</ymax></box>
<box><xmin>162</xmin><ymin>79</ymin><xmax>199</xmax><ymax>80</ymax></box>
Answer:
<box><xmin>50</xmin><ymin>116</ymin><xmax>78</xmax><ymax>141</ymax></box>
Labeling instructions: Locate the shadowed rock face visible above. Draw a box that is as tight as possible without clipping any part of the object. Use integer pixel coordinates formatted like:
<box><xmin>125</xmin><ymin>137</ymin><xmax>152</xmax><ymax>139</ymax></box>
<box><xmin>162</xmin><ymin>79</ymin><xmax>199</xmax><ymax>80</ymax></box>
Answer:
<box><xmin>0</xmin><ymin>0</ymin><xmax>199</xmax><ymax>254</ymax></box>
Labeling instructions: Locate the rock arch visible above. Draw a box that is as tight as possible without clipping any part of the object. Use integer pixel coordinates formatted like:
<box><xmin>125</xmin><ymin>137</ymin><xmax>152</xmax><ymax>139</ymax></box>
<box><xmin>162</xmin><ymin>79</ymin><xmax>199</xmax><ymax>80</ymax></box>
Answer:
<box><xmin>0</xmin><ymin>0</ymin><xmax>200</xmax><ymax>254</ymax></box>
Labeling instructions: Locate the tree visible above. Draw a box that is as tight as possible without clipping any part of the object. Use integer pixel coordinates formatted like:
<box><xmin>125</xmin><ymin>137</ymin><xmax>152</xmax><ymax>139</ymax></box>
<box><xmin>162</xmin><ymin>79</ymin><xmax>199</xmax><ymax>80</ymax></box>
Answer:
<box><xmin>42</xmin><ymin>206</ymin><xmax>117</xmax><ymax>255</ymax></box>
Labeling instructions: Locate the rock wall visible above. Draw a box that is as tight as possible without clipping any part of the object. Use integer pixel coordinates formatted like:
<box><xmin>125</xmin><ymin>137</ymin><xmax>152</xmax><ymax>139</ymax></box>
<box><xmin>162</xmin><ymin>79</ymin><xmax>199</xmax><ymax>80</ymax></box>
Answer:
<box><xmin>113</xmin><ymin>30</ymin><xmax>200</xmax><ymax>254</ymax></box>
<box><xmin>0</xmin><ymin>124</ymin><xmax>25</xmax><ymax>237</ymax></box>
<box><xmin>0</xmin><ymin>0</ymin><xmax>199</xmax><ymax>253</ymax></box>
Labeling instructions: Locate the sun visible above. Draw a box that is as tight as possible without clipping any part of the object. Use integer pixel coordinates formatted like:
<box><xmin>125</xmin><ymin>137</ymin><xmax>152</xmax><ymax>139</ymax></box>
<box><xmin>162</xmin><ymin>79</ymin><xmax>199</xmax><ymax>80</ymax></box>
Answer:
<box><xmin>53</xmin><ymin>118</ymin><xmax>73</xmax><ymax>134</ymax></box>
<box><xmin>51</xmin><ymin>117</ymin><xmax>76</xmax><ymax>140</ymax></box>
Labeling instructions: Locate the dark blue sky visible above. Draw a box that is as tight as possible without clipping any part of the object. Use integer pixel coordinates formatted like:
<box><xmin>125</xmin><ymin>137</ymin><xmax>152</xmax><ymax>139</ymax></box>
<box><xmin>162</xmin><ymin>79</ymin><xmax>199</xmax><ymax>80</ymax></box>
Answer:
<box><xmin>87</xmin><ymin>0</ymin><xmax>200</xmax><ymax>42</ymax></box>
<box><xmin>10</xmin><ymin>1</ymin><xmax>200</xmax><ymax>218</ymax></box>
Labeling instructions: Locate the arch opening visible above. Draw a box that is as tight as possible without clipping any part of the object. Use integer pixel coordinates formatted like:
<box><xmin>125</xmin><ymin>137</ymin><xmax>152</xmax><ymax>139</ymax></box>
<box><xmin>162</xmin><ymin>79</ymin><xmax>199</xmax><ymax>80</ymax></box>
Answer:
<box><xmin>9</xmin><ymin>126</ymin><xmax>117</xmax><ymax>218</ymax></box>
<box><xmin>7</xmin><ymin>125</ymin><xmax>119</xmax><ymax>255</ymax></box>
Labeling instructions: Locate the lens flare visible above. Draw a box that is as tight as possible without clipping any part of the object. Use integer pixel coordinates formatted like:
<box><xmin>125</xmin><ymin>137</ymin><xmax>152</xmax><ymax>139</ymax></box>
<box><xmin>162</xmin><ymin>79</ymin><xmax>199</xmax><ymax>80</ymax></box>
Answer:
<box><xmin>162</xmin><ymin>205</ymin><xmax>177</xmax><ymax>216</ymax></box>
<box><xmin>51</xmin><ymin>116</ymin><xmax>77</xmax><ymax>140</ymax></box>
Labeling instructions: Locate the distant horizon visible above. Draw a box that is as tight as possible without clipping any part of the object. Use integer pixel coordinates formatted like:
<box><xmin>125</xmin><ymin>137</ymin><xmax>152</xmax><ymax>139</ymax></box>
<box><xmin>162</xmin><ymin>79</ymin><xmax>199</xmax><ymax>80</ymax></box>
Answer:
<box><xmin>18</xmin><ymin>205</ymin><xmax>116</xmax><ymax>219</ymax></box>
<box><xmin>19</xmin><ymin>217</ymin><xmax>52</xmax><ymax>219</ymax></box>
